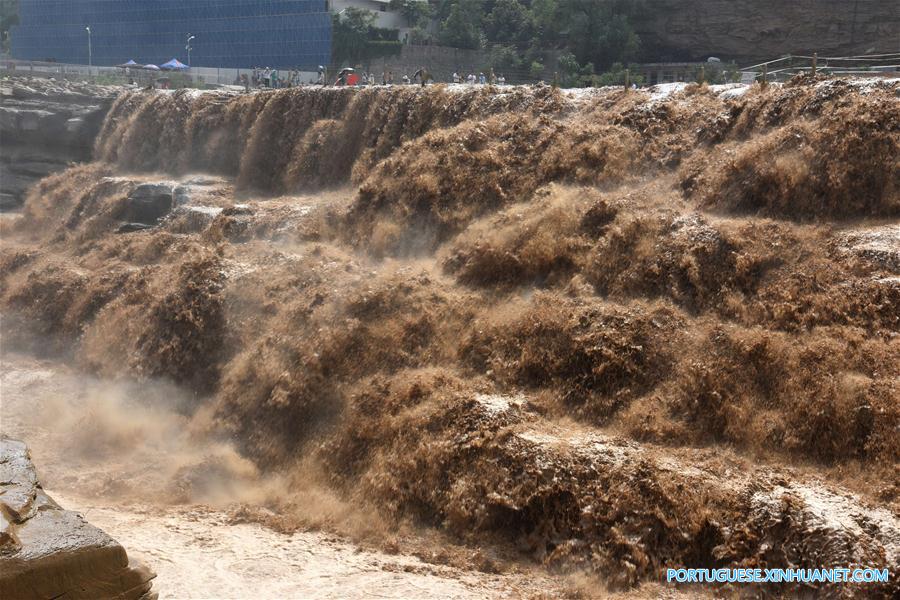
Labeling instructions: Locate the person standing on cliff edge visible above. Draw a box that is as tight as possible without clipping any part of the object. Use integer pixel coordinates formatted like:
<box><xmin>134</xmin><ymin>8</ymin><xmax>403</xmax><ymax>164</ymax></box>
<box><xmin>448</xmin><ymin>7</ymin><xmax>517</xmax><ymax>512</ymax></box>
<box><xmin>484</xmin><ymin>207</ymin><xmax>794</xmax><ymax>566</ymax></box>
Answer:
<box><xmin>413</xmin><ymin>67</ymin><xmax>432</xmax><ymax>87</ymax></box>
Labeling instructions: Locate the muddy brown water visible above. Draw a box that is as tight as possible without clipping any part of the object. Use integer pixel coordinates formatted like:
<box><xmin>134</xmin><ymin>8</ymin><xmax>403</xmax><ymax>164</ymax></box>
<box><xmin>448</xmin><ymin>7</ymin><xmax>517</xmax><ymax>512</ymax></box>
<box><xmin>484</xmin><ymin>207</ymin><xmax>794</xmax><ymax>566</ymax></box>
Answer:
<box><xmin>0</xmin><ymin>351</ymin><xmax>569</xmax><ymax>599</ymax></box>
<box><xmin>2</xmin><ymin>79</ymin><xmax>898</xmax><ymax>598</ymax></box>
<box><xmin>3</xmin><ymin>348</ymin><xmax>897</xmax><ymax>598</ymax></box>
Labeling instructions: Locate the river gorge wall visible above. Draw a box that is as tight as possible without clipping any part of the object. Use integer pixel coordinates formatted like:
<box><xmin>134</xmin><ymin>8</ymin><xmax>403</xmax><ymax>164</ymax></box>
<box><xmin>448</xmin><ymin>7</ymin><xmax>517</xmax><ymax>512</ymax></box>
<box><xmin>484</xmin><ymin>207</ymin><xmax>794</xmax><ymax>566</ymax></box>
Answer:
<box><xmin>0</xmin><ymin>78</ymin><xmax>117</xmax><ymax>210</ymax></box>
<box><xmin>636</xmin><ymin>0</ymin><xmax>900</xmax><ymax>63</ymax></box>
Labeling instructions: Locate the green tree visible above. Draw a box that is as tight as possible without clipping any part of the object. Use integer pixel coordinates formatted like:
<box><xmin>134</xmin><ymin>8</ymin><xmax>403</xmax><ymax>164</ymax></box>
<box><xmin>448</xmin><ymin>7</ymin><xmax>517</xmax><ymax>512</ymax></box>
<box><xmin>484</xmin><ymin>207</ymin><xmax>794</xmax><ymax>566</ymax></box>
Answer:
<box><xmin>432</xmin><ymin>0</ymin><xmax>456</xmax><ymax>22</ymax></box>
<box><xmin>332</xmin><ymin>7</ymin><xmax>401</xmax><ymax>66</ymax></box>
<box><xmin>408</xmin><ymin>25</ymin><xmax>434</xmax><ymax>45</ymax></box>
<box><xmin>389</xmin><ymin>0</ymin><xmax>432</xmax><ymax>28</ymax></box>
<box><xmin>562</xmin><ymin>1</ymin><xmax>641</xmax><ymax>71</ymax></box>
<box><xmin>596</xmin><ymin>62</ymin><xmax>644</xmax><ymax>86</ymax></box>
<box><xmin>558</xmin><ymin>52</ymin><xmax>596</xmax><ymax>87</ymax></box>
<box><xmin>489</xmin><ymin>44</ymin><xmax>521</xmax><ymax>72</ymax></box>
<box><xmin>530</xmin><ymin>0</ymin><xmax>563</xmax><ymax>41</ymax></box>
<box><xmin>438</xmin><ymin>0</ymin><xmax>483</xmax><ymax>49</ymax></box>
<box><xmin>484</xmin><ymin>0</ymin><xmax>533</xmax><ymax>43</ymax></box>
<box><xmin>430</xmin><ymin>0</ymin><xmax>644</xmax><ymax>85</ymax></box>
<box><xmin>332</xmin><ymin>7</ymin><xmax>375</xmax><ymax>65</ymax></box>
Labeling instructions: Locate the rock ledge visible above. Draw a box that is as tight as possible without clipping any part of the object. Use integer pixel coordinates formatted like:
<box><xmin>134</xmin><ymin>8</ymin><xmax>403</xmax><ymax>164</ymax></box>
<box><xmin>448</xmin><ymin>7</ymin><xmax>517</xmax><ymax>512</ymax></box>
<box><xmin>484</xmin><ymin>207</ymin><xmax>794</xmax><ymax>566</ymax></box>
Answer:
<box><xmin>0</xmin><ymin>437</ymin><xmax>156</xmax><ymax>600</ymax></box>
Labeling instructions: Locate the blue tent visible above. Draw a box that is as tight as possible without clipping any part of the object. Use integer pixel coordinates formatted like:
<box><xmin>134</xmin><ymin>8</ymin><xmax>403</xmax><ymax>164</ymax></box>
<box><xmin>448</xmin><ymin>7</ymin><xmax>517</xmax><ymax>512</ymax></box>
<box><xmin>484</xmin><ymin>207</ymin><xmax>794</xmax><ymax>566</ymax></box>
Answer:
<box><xmin>160</xmin><ymin>58</ymin><xmax>188</xmax><ymax>71</ymax></box>
<box><xmin>117</xmin><ymin>59</ymin><xmax>139</xmax><ymax>68</ymax></box>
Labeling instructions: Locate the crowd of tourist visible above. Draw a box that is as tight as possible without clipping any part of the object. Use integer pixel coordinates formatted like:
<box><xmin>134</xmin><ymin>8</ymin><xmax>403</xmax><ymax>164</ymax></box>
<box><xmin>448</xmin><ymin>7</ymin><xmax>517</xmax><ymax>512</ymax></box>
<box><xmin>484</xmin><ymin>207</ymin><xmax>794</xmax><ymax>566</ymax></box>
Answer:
<box><xmin>452</xmin><ymin>70</ymin><xmax>506</xmax><ymax>85</ymax></box>
<box><xmin>239</xmin><ymin>65</ymin><xmax>510</xmax><ymax>91</ymax></box>
<box><xmin>248</xmin><ymin>67</ymin><xmax>305</xmax><ymax>88</ymax></box>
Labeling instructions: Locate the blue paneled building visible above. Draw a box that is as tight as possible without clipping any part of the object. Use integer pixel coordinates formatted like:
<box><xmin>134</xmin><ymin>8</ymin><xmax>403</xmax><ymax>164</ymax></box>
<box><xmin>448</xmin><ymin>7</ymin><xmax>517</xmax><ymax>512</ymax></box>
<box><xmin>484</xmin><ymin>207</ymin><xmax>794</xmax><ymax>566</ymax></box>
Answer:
<box><xmin>11</xmin><ymin>0</ymin><xmax>332</xmax><ymax>69</ymax></box>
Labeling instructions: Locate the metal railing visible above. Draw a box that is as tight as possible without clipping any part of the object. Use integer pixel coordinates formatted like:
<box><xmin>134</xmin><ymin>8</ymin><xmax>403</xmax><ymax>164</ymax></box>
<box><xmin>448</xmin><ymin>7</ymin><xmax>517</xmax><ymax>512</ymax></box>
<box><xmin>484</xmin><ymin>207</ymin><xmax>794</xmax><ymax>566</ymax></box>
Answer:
<box><xmin>0</xmin><ymin>58</ymin><xmax>540</xmax><ymax>89</ymax></box>
<box><xmin>740</xmin><ymin>53</ymin><xmax>900</xmax><ymax>83</ymax></box>
<box><xmin>8</xmin><ymin>52</ymin><xmax>897</xmax><ymax>92</ymax></box>
<box><xmin>0</xmin><ymin>58</ymin><xmax>325</xmax><ymax>88</ymax></box>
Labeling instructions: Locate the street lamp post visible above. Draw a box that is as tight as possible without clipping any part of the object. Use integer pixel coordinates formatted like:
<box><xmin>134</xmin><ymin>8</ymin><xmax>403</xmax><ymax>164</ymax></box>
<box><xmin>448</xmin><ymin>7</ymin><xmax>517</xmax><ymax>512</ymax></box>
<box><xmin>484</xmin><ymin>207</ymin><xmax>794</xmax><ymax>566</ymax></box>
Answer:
<box><xmin>85</xmin><ymin>26</ymin><xmax>92</xmax><ymax>68</ymax></box>
<box><xmin>186</xmin><ymin>34</ymin><xmax>195</xmax><ymax>67</ymax></box>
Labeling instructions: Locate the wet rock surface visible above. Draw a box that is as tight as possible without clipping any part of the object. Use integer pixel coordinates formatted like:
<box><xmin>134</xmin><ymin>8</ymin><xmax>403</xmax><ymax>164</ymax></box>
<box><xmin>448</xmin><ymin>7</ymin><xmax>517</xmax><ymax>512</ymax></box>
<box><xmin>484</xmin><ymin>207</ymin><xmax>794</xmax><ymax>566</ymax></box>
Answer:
<box><xmin>121</xmin><ymin>182</ymin><xmax>176</xmax><ymax>225</ymax></box>
<box><xmin>0</xmin><ymin>437</ymin><xmax>156</xmax><ymax>600</ymax></box>
<box><xmin>0</xmin><ymin>77</ymin><xmax>117</xmax><ymax>210</ymax></box>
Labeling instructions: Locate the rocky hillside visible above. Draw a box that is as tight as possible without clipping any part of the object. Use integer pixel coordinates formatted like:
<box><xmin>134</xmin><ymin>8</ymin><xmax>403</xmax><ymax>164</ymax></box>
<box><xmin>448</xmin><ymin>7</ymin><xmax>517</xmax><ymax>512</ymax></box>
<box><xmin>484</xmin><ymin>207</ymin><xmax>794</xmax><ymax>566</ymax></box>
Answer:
<box><xmin>636</xmin><ymin>0</ymin><xmax>900</xmax><ymax>62</ymax></box>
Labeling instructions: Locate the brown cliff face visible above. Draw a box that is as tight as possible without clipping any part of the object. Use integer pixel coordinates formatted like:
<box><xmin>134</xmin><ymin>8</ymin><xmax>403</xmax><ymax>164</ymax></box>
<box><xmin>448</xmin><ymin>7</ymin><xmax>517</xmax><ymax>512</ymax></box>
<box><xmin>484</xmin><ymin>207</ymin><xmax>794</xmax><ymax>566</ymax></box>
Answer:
<box><xmin>635</xmin><ymin>0</ymin><xmax>900</xmax><ymax>63</ymax></box>
<box><xmin>0</xmin><ymin>78</ymin><xmax>116</xmax><ymax>210</ymax></box>
<box><xmin>0</xmin><ymin>437</ymin><xmax>156</xmax><ymax>600</ymax></box>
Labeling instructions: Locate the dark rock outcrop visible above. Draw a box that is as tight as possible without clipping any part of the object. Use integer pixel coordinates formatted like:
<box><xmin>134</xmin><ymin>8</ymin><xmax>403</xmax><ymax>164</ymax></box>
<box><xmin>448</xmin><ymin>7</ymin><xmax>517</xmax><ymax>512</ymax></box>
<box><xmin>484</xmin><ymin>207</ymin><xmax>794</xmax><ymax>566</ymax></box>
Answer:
<box><xmin>636</xmin><ymin>0</ymin><xmax>900</xmax><ymax>63</ymax></box>
<box><xmin>121</xmin><ymin>182</ymin><xmax>176</xmax><ymax>225</ymax></box>
<box><xmin>1</xmin><ymin>77</ymin><xmax>117</xmax><ymax>210</ymax></box>
<box><xmin>0</xmin><ymin>437</ymin><xmax>156</xmax><ymax>600</ymax></box>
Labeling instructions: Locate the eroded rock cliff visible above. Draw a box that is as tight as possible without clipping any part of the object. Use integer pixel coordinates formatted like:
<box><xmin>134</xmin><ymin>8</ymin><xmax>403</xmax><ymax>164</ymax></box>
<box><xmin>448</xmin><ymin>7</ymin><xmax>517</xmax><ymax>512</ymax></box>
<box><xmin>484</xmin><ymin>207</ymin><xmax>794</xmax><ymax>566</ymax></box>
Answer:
<box><xmin>636</xmin><ymin>0</ymin><xmax>900</xmax><ymax>62</ymax></box>
<box><xmin>0</xmin><ymin>437</ymin><xmax>156</xmax><ymax>600</ymax></box>
<box><xmin>0</xmin><ymin>78</ymin><xmax>116</xmax><ymax>210</ymax></box>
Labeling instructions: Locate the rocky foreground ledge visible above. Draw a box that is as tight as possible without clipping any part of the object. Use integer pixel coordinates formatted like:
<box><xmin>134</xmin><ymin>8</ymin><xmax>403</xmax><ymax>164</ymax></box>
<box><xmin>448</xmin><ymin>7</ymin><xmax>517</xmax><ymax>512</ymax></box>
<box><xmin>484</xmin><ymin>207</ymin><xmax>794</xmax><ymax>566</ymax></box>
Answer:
<box><xmin>0</xmin><ymin>437</ymin><xmax>156</xmax><ymax>600</ymax></box>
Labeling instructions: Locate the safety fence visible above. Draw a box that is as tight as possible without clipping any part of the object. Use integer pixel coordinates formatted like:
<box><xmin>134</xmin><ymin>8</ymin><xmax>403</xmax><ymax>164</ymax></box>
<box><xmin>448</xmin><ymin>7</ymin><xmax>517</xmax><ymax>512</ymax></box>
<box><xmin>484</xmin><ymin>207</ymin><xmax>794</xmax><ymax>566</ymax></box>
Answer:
<box><xmin>740</xmin><ymin>53</ymin><xmax>900</xmax><ymax>83</ymax></box>
<box><xmin>6</xmin><ymin>53</ymin><xmax>898</xmax><ymax>91</ymax></box>
<box><xmin>0</xmin><ymin>58</ymin><xmax>316</xmax><ymax>88</ymax></box>
<box><xmin>0</xmin><ymin>57</ymin><xmax>539</xmax><ymax>88</ymax></box>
